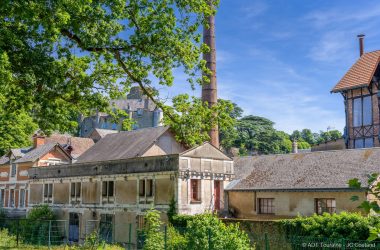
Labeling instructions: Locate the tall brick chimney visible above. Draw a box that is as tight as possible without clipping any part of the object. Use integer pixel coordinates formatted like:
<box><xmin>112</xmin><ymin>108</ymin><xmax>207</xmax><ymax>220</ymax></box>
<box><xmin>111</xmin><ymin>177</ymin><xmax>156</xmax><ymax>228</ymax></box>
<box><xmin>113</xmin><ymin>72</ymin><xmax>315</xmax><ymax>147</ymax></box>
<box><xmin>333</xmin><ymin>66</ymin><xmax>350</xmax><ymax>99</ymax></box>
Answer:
<box><xmin>202</xmin><ymin>5</ymin><xmax>219</xmax><ymax>148</ymax></box>
<box><xmin>358</xmin><ymin>34</ymin><xmax>365</xmax><ymax>57</ymax></box>
<box><xmin>33</xmin><ymin>134</ymin><xmax>45</xmax><ymax>148</ymax></box>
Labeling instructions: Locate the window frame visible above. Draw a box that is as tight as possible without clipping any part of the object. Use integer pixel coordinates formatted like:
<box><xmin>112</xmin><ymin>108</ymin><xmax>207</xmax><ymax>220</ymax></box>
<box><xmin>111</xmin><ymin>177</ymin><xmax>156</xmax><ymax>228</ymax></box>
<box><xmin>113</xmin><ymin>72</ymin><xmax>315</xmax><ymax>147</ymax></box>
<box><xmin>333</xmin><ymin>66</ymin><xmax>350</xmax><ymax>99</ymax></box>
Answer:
<box><xmin>19</xmin><ymin>189</ymin><xmax>25</xmax><ymax>208</ymax></box>
<box><xmin>0</xmin><ymin>189</ymin><xmax>4</xmax><ymax>207</ymax></box>
<box><xmin>315</xmin><ymin>198</ymin><xmax>336</xmax><ymax>215</ymax></box>
<box><xmin>10</xmin><ymin>163</ymin><xmax>17</xmax><ymax>178</ymax></box>
<box><xmin>190</xmin><ymin>179</ymin><xmax>201</xmax><ymax>203</ymax></box>
<box><xmin>354</xmin><ymin>137</ymin><xmax>374</xmax><ymax>149</ymax></box>
<box><xmin>102</xmin><ymin>181</ymin><xmax>114</xmax><ymax>203</ymax></box>
<box><xmin>353</xmin><ymin>95</ymin><xmax>372</xmax><ymax>127</ymax></box>
<box><xmin>258</xmin><ymin>198</ymin><xmax>275</xmax><ymax>214</ymax></box>
<box><xmin>43</xmin><ymin>183</ymin><xmax>53</xmax><ymax>203</ymax></box>
<box><xmin>139</xmin><ymin>179</ymin><xmax>153</xmax><ymax>198</ymax></box>
<box><xmin>70</xmin><ymin>182</ymin><xmax>82</xmax><ymax>202</ymax></box>
<box><xmin>9</xmin><ymin>189</ymin><xmax>15</xmax><ymax>208</ymax></box>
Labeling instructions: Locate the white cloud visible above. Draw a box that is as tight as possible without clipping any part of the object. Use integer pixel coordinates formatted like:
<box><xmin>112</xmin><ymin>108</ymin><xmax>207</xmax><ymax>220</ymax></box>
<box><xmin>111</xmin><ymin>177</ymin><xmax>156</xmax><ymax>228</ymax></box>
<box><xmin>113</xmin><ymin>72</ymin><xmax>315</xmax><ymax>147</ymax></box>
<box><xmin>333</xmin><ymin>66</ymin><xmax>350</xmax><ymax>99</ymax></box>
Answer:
<box><xmin>241</xmin><ymin>1</ymin><xmax>268</xmax><ymax>19</ymax></box>
<box><xmin>305</xmin><ymin>3</ymin><xmax>380</xmax><ymax>28</ymax></box>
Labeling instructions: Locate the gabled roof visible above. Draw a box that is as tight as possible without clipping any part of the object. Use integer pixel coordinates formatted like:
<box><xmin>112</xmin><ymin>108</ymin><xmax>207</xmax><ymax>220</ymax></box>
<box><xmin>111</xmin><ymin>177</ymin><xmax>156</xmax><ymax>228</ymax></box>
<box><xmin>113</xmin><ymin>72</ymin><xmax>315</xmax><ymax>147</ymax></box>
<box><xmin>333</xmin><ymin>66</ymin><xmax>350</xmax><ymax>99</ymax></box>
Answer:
<box><xmin>14</xmin><ymin>143</ymin><xmax>71</xmax><ymax>163</ymax></box>
<box><xmin>0</xmin><ymin>147</ymin><xmax>33</xmax><ymax>166</ymax></box>
<box><xmin>228</xmin><ymin>148</ymin><xmax>380</xmax><ymax>191</ymax></box>
<box><xmin>180</xmin><ymin>142</ymin><xmax>232</xmax><ymax>161</ymax></box>
<box><xmin>45</xmin><ymin>133</ymin><xmax>94</xmax><ymax>159</ymax></box>
<box><xmin>332</xmin><ymin>50</ymin><xmax>380</xmax><ymax>92</ymax></box>
<box><xmin>76</xmin><ymin>126</ymin><xmax>171</xmax><ymax>163</ymax></box>
<box><xmin>90</xmin><ymin>128</ymin><xmax>118</xmax><ymax>138</ymax></box>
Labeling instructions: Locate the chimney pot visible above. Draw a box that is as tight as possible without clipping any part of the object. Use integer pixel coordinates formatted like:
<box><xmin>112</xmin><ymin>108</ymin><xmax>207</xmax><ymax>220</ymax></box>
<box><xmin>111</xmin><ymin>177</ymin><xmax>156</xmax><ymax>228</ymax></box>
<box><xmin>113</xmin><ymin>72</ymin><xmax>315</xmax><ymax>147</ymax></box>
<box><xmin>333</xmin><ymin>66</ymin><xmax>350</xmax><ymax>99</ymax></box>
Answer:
<box><xmin>357</xmin><ymin>34</ymin><xmax>365</xmax><ymax>57</ymax></box>
<box><xmin>292</xmin><ymin>140</ymin><xmax>298</xmax><ymax>154</ymax></box>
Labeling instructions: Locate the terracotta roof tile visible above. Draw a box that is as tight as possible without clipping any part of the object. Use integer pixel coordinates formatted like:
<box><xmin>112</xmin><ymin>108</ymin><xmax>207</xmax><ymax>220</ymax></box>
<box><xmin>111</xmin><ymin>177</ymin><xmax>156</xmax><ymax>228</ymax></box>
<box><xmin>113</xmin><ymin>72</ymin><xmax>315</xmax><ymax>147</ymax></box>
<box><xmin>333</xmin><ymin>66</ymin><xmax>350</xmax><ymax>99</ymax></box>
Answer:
<box><xmin>45</xmin><ymin>134</ymin><xmax>94</xmax><ymax>159</ymax></box>
<box><xmin>332</xmin><ymin>50</ymin><xmax>380</xmax><ymax>92</ymax></box>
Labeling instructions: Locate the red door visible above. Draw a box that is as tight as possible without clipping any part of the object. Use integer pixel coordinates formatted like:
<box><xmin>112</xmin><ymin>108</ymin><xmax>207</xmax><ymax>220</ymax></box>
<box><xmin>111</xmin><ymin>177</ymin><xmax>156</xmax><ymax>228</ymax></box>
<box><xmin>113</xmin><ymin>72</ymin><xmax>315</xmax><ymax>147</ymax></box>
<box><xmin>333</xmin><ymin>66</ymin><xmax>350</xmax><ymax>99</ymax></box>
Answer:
<box><xmin>214</xmin><ymin>181</ymin><xmax>221</xmax><ymax>211</ymax></box>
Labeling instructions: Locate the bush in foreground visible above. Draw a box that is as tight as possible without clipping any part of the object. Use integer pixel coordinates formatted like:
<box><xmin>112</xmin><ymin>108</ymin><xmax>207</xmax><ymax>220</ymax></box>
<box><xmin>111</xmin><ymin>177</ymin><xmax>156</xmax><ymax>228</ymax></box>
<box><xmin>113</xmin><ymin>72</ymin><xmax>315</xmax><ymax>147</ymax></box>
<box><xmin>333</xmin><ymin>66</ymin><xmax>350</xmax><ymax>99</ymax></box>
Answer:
<box><xmin>280</xmin><ymin>212</ymin><xmax>380</xmax><ymax>240</ymax></box>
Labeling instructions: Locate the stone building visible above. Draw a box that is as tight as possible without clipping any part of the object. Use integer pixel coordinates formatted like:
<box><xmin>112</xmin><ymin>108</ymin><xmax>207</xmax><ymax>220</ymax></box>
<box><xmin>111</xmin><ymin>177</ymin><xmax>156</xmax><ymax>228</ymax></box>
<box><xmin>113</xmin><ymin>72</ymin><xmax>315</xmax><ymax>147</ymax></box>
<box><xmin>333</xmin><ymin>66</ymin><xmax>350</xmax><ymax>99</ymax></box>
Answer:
<box><xmin>0</xmin><ymin>134</ymin><xmax>94</xmax><ymax>216</ymax></box>
<box><xmin>79</xmin><ymin>86</ymin><xmax>163</xmax><ymax>137</ymax></box>
<box><xmin>332</xmin><ymin>35</ymin><xmax>380</xmax><ymax>149</ymax></box>
<box><xmin>225</xmin><ymin>148</ymin><xmax>379</xmax><ymax>220</ymax></box>
<box><xmin>28</xmin><ymin>127</ymin><xmax>234</xmax><ymax>243</ymax></box>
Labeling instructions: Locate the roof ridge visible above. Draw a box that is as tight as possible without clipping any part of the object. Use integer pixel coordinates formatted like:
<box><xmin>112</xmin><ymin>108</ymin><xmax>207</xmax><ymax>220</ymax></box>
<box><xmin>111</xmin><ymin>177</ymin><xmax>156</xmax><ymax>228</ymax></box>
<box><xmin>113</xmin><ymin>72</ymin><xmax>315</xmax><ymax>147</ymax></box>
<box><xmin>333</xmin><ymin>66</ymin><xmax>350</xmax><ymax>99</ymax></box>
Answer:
<box><xmin>234</xmin><ymin>146</ymin><xmax>380</xmax><ymax>159</ymax></box>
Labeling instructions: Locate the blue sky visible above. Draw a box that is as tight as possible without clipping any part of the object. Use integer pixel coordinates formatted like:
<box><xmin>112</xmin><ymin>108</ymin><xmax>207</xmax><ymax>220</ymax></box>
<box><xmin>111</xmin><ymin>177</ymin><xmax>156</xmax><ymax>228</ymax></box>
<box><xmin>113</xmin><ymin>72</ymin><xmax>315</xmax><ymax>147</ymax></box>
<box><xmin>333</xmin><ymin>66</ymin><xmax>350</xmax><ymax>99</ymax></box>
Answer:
<box><xmin>161</xmin><ymin>0</ymin><xmax>380</xmax><ymax>134</ymax></box>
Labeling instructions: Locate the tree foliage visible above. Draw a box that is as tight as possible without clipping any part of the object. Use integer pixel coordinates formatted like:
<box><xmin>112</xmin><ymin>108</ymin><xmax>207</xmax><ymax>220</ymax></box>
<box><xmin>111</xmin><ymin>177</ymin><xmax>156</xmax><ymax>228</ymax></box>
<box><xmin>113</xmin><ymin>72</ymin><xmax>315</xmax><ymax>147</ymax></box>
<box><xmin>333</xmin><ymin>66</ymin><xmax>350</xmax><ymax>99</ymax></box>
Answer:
<box><xmin>349</xmin><ymin>173</ymin><xmax>380</xmax><ymax>241</ymax></box>
<box><xmin>280</xmin><ymin>212</ymin><xmax>379</xmax><ymax>240</ymax></box>
<box><xmin>0</xmin><ymin>0</ymin><xmax>219</xmax><ymax>152</ymax></box>
<box><xmin>164</xmin><ymin>95</ymin><xmax>235</xmax><ymax>147</ymax></box>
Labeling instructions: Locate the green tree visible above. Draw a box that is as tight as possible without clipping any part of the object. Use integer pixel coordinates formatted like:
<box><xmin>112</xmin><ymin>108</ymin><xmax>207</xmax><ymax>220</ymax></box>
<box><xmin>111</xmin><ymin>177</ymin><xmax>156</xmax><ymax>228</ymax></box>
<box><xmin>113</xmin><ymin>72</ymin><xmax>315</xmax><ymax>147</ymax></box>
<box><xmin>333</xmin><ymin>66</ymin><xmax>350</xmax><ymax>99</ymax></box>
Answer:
<box><xmin>143</xmin><ymin>209</ymin><xmax>164</xmax><ymax>250</ymax></box>
<box><xmin>0</xmin><ymin>0</ymin><xmax>218</xmax><ymax>151</ymax></box>
<box><xmin>164</xmin><ymin>95</ymin><xmax>235</xmax><ymax>147</ymax></box>
<box><xmin>301</xmin><ymin>129</ymin><xmax>315</xmax><ymax>145</ymax></box>
<box><xmin>290</xmin><ymin>130</ymin><xmax>301</xmax><ymax>141</ymax></box>
<box><xmin>218</xmin><ymin>99</ymin><xmax>241</xmax><ymax>151</ymax></box>
<box><xmin>235</xmin><ymin>116</ymin><xmax>285</xmax><ymax>155</ymax></box>
<box><xmin>276</xmin><ymin>131</ymin><xmax>292</xmax><ymax>153</ymax></box>
<box><xmin>349</xmin><ymin>174</ymin><xmax>380</xmax><ymax>241</ymax></box>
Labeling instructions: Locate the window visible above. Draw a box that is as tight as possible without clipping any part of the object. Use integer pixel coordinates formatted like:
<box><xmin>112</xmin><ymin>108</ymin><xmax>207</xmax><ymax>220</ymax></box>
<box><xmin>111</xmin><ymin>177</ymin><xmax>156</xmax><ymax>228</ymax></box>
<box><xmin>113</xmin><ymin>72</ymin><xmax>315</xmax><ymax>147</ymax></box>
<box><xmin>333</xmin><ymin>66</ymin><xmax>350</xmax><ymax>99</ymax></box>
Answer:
<box><xmin>353</xmin><ymin>96</ymin><xmax>372</xmax><ymax>127</ymax></box>
<box><xmin>137</xmin><ymin>215</ymin><xmax>145</xmax><ymax>230</ymax></box>
<box><xmin>315</xmin><ymin>198</ymin><xmax>336</xmax><ymax>215</ymax></box>
<box><xmin>46</xmin><ymin>159</ymin><xmax>61</xmax><ymax>166</ymax></box>
<box><xmin>137</xmin><ymin>108</ymin><xmax>143</xmax><ymax>116</ymax></box>
<box><xmin>19</xmin><ymin>189</ymin><xmax>25</xmax><ymax>208</ymax></box>
<box><xmin>0</xmin><ymin>189</ymin><xmax>4</xmax><ymax>207</ymax></box>
<box><xmin>10</xmin><ymin>163</ymin><xmax>16</xmax><ymax>178</ymax></box>
<box><xmin>224</xmin><ymin>162</ymin><xmax>232</xmax><ymax>174</ymax></box>
<box><xmin>102</xmin><ymin>181</ymin><xmax>114</xmax><ymax>203</ymax></box>
<box><xmin>71</xmin><ymin>183</ymin><xmax>81</xmax><ymax>201</ymax></box>
<box><xmin>139</xmin><ymin>179</ymin><xmax>153</xmax><ymax>197</ymax></box>
<box><xmin>100</xmin><ymin>214</ymin><xmax>114</xmax><ymax>243</ymax></box>
<box><xmin>354</xmin><ymin>137</ymin><xmax>373</xmax><ymax>149</ymax></box>
<box><xmin>258</xmin><ymin>198</ymin><xmax>275</xmax><ymax>214</ymax></box>
<box><xmin>44</xmin><ymin>183</ymin><xmax>53</xmax><ymax>203</ymax></box>
<box><xmin>190</xmin><ymin>179</ymin><xmax>201</xmax><ymax>202</ymax></box>
<box><xmin>9</xmin><ymin>189</ymin><xmax>14</xmax><ymax>208</ymax></box>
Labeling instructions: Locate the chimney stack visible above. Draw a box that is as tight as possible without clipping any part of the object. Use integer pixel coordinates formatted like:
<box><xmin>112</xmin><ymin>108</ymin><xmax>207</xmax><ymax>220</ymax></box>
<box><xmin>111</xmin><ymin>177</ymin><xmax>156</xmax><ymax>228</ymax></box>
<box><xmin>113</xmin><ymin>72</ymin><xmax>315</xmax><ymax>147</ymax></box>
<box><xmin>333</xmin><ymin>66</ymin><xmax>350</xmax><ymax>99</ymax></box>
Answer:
<box><xmin>292</xmin><ymin>140</ymin><xmax>298</xmax><ymax>154</ymax></box>
<box><xmin>358</xmin><ymin>34</ymin><xmax>365</xmax><ymax>57</ymax></box>
<box><xmin>33</xmin><ymin>134</ymin><xmax>45</xmax><ymax>148</ymax></box>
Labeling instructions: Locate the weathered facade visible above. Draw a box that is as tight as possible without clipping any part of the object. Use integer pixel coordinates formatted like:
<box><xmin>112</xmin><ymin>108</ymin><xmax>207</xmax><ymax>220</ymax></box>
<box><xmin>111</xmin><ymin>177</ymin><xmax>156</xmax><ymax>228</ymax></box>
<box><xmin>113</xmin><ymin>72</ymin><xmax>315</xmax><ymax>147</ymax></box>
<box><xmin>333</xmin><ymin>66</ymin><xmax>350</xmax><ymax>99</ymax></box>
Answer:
<box><xmin>226</xmin><ymin>148</ymin><xmax>380</xmax><ymax>220</ymax></box>
<box><xmin>0</xmin><ymin>136</ymin><xmax>72</xmax><ymax>216</ymax></box>
<box><xmin>27</xmin><ymin>127</ymin><xmax>233</xmax><ymax>243</ymax></box>
<box><xmin>332</xmin><ymin>36</ymin><xmax>380</xmax><ymax>149</ymax></box>
<box><xmin>79</xmin><ymin>86</ymin><xmax>163</xmax><ymax>137</ymax></box>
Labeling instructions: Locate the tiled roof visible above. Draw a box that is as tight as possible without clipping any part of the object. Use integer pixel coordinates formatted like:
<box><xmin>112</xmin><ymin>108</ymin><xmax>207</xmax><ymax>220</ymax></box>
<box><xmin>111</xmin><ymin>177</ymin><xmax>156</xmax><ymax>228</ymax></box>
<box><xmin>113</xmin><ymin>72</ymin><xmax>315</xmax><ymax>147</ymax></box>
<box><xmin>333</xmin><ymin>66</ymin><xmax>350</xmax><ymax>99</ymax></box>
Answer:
<box><xmin>76</xmin><ymin>126</ymin><xmax>170</xmax><ymax>163</ymax></box>
<box><xmin>14</xmin><ymin>143</ymin><xmax>59</xmax><ymax>163</ymax></box>
<box><xmin>0</xmin><ymin>155</ymin><xmax>9</xmax><ymax>165</ymax></box>
<box><xmin>228</xmin><ymin>148</ymin><xmax>380</xmax><ymax>190</ymax></box>
<box><xmin>45</xmin><ymin>134</ymin><xmax>94</xmax><ymax>159</ymax></box>
<box><xmin>332</xmin><ymin>50</ymin><xmax>380</xmax><ymax>92</ymax></box>
<box><xmin>92</xmin><ymin>128</ymin><xmax>118</xmax><ymax>138</ymax></box>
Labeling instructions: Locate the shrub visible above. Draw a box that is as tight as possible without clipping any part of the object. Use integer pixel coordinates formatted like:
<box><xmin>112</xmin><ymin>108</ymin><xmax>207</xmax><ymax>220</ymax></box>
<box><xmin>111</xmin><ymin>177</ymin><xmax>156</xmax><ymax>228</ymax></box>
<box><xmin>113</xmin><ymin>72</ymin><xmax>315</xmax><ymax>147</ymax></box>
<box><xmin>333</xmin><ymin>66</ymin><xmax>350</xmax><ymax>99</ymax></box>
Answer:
<box><xmin>0</xmin><ymin>228</ymin><xmax>17</xmax><ymax>247</ymax></box>
<box><xmin>280</xmin><ymin>212</ymin><xmax>379</xmax><ymax>240</ymax></box>
<box><xmin>186</xmin><ymin>213</ymin><xmax>252</xmax><ymax>250</ymax></box>
<box><xmin>143</xmin><ymin>209</ymin><xmax>164</xmax><ymax>250</ymax></box>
